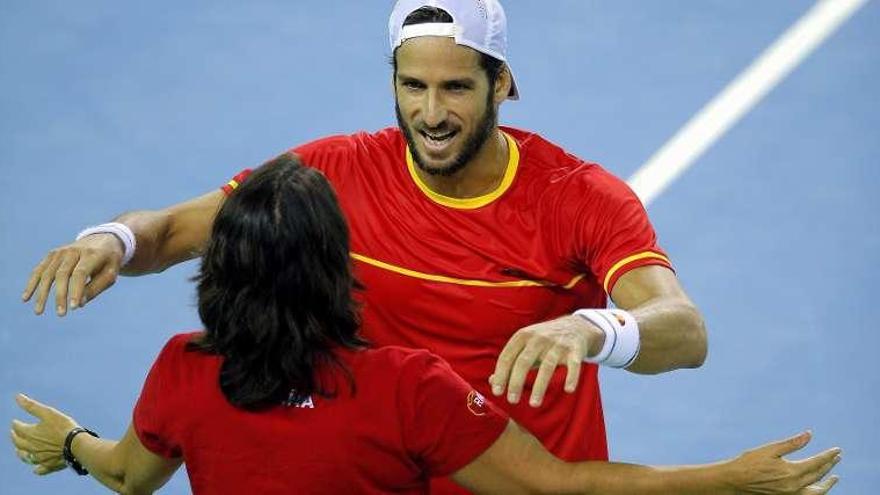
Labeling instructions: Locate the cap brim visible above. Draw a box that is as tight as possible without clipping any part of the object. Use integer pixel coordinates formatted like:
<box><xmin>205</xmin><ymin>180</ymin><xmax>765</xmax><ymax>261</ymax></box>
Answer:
<box><xmin>506</xmin><ymin>64</ymin><xmax>520</xmax><ymax>100</ymax></box>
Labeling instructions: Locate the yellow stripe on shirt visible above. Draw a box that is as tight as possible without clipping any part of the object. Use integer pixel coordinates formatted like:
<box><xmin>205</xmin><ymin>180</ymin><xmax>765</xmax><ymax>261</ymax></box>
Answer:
<box><xmin>405</xmin><ymin>132</ymin><xmax>520</xmax><ymax>210</ymax></box>
<box><xmin>351</xmin><ymin>252</ymin><xmax>586</xmax><ymax>290</ymax></box>
<box><xmin>603</xmin><ymin>251</ymin><xmax>672</xmax><ymax>293</ymax></box>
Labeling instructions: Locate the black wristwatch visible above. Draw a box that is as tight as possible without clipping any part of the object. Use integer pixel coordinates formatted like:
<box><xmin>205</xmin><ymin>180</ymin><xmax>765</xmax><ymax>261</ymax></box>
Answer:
<box><xmin>63</xmin><ymin>427</ymin><xmax>100</xmax><ymax>475</ymax></box>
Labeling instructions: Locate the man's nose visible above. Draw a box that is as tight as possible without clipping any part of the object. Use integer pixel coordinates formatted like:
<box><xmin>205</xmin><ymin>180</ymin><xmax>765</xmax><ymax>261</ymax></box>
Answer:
<box><xmin>422</xmin><ymin>89</ymin><xmax>448</xmax><ymax>128</ymax></box>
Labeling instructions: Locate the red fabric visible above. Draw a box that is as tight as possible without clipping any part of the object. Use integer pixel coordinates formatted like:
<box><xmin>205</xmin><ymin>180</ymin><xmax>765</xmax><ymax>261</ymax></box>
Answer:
<box><xmin>223</xmin><ymin>127</ymin><xmax>672</xmax><ymax>494</ymax></box>
<box><xmin>133</xmin><ymin>333</ymin><xmax>508</xmax><ymax>495</ymax></box>
<box><xmin>220</xmin><ymin>170</ymin><xmax>252</xmax><ymax>195</ymax></box>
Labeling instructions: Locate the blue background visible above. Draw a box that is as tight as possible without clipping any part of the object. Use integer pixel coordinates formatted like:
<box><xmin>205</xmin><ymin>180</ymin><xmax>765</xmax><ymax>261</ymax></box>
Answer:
<box><xmin>1</xmin><ymin>1</ymin><xmax>877</xmax><ymax>493</ymax></box>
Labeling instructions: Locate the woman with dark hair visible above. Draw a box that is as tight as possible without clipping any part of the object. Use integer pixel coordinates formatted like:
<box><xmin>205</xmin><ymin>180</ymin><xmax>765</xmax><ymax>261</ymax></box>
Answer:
<box><xmin>12</xmin><ymin>155</ymin><xmax>840</xmax><ymax>494</ymax></box>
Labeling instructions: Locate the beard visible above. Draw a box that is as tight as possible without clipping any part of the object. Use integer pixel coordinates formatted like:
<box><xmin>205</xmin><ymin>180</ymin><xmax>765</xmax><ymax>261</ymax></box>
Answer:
<box><xmin>396</xmin><ymin>91</ymin><xmax>497</xmax><ymax>178</ymax></box>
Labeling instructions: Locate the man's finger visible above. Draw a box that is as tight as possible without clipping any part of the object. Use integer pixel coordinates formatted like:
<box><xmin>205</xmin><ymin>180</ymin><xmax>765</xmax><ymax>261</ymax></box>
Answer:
<box><xmin>52</xmin><ymin>252</ymin><xmax>81</xmax><ymax>316</ymax></box>
<box><xmin>506</xmin><ymin>342</ymin><xmax>542</xmax><ymax>404</ymax></box>
<box><xmin>762</xmin><ymin>431</ymin><xmax>812</xmax><ymax>457</ymax></box>
<box><xmin>68</xmin><ymin>254</ymin><xmax>108</xmax><ymax>309</ymax></box>
<box><xmin>489</xmin><ymin>332</ymin><xmax>527</xmax><ymax>396</ymax></box>
<box><xmin>32</xmin><ymin>254</ymin><xmax>62</xmax><ymax>315</ymax></box>
<box><xmin>81</xmin><ymin>263</ymin><xmax>119</xmax><ymax>307</ymax></box>
<box><xmin>529</xmin><ymin>348</ymin><xmax>562</xmax><ymax>407</ymax></box>
<box><xmin>22</xmin><ymin>256</ymin><xmax>52</xmax><ymax>302</ymax></box>
<box><xmin>563</xmin><ymin>353</ymin><xmax>582</xmax><ymax>393</ymax></box>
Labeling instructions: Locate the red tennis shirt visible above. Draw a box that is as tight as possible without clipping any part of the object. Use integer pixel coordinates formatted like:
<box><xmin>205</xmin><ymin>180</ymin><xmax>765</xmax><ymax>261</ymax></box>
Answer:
<box><xmin>133</xmin><ymin>333</ymin><xmax>509</xmax><ymax>494</ymax></box>
<box><xmin>222</xmin><ymin>127</ymin><xmax>672</xmax><ymax>492</ymax></box>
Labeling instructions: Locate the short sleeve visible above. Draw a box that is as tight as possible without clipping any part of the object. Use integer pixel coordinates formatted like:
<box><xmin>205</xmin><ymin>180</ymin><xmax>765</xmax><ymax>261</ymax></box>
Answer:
<box><xmin>132</xmin><ymin>335</ymin><xmax>188</xmax><ymax>459</ymax></box>
<box><xmin>292</xmin><ymin>134</ymin><xmax>362</xmax><ymax>188</ymax></box>
<box><xmin>577</xmin><ymin>168</ymin><xmax>674</xmax><ymax>294</ymax></box>
<box><xmin>220</xmin><ymin>169</ymin><xmax>252</xmax><ymax>195</ymax></box>
<box><xmin>397</xmin><ymin>352</ymin><xmax>509</xmax><ymax>477</ymax></box>
<box><xmin>219</xmin><ymin>134</ymin><xmax>360</xmax><ymax>196</ymax></box>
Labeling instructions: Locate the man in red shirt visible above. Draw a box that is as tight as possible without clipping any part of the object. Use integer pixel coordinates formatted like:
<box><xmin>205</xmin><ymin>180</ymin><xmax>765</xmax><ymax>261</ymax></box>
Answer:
<box><xmin>222</xmin><ymin>123</ymin><xmax>675</xmax><ymax>469</ymax></box>
<box><xmin>12</xmin><ymin>157</ymin><xmax>839</xmax><ymax>494</ymax></box>
<box><xmin>24</xmin><ymin>1</ymin><xmax>708</xmax><ymax>492</ymax></box>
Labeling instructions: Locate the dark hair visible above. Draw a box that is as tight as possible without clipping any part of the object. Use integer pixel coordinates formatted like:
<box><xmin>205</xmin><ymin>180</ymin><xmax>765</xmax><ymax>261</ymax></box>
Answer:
<box><xmin>391</xmin><ymin>6</ymin><xmax>505</xmax><ymax>88</ymax></box>
<box><xmin>189</xmin><ymin>154</ymin><xmax>366</xmax><ymax>411</ymax></box>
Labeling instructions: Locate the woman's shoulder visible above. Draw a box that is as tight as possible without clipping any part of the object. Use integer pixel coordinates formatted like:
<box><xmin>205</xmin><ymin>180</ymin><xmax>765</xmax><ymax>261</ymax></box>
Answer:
<box><xmin>341</xmin><ymin>345</ymin><xmax>446</xmax><ymax>380</ymax></box>
<box><xmin>163</xmin><ymin>331</ymin><xmax>204</xmax><ymax>352</ymax></box>
<box><xmin>151</xmin><ymin>331</ymin><xmax>214</xmax><ymax>369</ymax></box>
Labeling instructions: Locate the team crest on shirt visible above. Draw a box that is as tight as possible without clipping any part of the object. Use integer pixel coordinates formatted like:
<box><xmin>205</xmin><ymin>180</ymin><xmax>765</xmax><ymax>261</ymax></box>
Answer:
<box><xmin>466</xmin><ymin>390</ymin><xmax>488</xmax><ymax>416</ymax></box>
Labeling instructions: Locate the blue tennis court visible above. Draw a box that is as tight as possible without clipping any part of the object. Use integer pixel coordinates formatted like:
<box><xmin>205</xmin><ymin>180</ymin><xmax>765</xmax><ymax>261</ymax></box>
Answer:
<box><xmin>1</xmin><ymin>1</ymin><xmax>877</xmax><ymax>493</ymax></box>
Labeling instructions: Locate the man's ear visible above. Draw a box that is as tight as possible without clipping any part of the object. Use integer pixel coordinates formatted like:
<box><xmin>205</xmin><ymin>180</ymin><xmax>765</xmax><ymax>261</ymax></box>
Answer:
<box><xmin>493</xmin><ymin>65</ymin><xmax>513</xmax><ymax>105</ymax></box>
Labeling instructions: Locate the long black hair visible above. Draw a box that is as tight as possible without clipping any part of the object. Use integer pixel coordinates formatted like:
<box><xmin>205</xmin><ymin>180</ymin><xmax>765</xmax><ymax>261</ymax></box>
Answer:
<box><xmin>189</xmin><ymin>154</ymin><xmax>366</xmax><ymax>410</ymax></box>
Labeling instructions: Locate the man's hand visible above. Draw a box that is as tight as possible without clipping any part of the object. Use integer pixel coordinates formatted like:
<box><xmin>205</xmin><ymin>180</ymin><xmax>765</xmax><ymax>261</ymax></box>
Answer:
<box><xmin>489</xmin><ymin>315</ymin><xmax>603</xmax><ymax>407</ymax></box>
<box><xmin>22</xmin><ymin>234</ymin><xmax>124</xmax><ymax>316</ymax></box>
<box><xmin>723</xmin><ymin>431</ymin><xmax>841</xmax><ymax>494</ymax></box>
<box><xmin>10</xmin><ymin>394</ymin><xmax>79</xmax><ymax>476</ymax></box>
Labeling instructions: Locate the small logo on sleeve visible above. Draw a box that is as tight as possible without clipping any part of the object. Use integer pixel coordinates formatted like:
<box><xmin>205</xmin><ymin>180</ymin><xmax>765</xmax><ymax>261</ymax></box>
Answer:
<box><xmin>467</xmin><ymin>391</ymin><xmax>488</xmax><ymax>416</ymax></box>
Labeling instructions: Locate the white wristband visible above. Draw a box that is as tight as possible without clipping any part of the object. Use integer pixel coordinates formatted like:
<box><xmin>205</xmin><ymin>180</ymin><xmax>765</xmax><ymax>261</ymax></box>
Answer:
<box><xmin>575</xmin><ymin>309</ymin><xmax>640</xmax><ymax>369</ymax></box>
<box><xmin>76</xmin><ymin>222</ymin><xmax>137</xmax><ymax>267</ymax></box>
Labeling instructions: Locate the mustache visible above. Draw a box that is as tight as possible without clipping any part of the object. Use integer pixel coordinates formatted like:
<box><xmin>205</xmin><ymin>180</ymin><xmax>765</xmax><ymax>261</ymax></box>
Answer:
<box><xmin>393</xmin><ymin>102</ymin><xmax>458</xmax><ymax>134</ymax></box>
<box><xmin>415</xmin><ymin>123</ymin><xmax>458</xmax><ymax>134</ymax></box>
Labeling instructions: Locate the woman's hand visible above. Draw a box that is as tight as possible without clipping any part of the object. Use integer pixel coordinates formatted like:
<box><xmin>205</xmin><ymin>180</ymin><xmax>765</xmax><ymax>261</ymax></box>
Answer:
<box><xmin>724</xmin><ymin>431</ymin><xmax>841</xmax><ymax>494</ymax></box>
<box><xmin>10</xmin><ymin>393</ymin><xmax>79</xmax><ymax>475</ymax></box>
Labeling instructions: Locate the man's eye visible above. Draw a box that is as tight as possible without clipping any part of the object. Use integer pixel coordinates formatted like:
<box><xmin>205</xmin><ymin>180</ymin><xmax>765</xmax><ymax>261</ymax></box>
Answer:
<box><xmin>447</xmin><ymin>84</ymin><xmax>467</xmax><ymax>91</ymax></box>
<box><xmin>403</xmin><ymin>81</ymin><xmax>424</xmax><ymax>90</ymax></box>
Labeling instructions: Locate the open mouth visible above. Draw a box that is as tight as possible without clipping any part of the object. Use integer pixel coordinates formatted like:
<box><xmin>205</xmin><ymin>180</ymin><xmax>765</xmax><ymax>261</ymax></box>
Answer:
<box><xmin>419</xmin><ymin>129</ymin><xmax>458</xmax><ymax>152</ymax></box>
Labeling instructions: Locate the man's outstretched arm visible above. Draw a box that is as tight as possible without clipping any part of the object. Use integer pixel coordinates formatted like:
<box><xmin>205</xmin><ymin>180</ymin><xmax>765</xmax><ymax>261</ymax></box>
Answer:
<box><xmin>22</xmin><ymin>189</ymin><xmax>225</xmax><ymax>316</ymax></box>
<box><xmin>607</xmin><ymin>264</ymin><xmax>707</xmax><ymax>374</ymax></box>
<box><xmin>490</xmin><ymin>265</ymin><xmax>707</xmax><ymax>406</ymax></box>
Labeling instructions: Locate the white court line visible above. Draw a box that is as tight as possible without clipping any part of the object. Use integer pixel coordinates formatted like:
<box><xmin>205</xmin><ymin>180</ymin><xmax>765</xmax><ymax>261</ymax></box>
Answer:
<box><xmin>627</xmin><ymin>0</ymin><xmax>870</xmax><ymax>206</ymax></box>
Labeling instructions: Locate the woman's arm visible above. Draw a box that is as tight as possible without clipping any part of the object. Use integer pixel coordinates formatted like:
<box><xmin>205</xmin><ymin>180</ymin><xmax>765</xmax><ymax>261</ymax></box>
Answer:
<box><xmin>11</xmin><ymin>394</ymin><xmax>181</xmax><ymax>494</ymax></box>
<box><xmin>452</xmin><ymin>421</ymin><xmax>841</xmax><ymax>495</ymax></box>
<box><xmin>70</xmin><ymin>425</ymin><xmax>181</xmax><ymax>494</ymax></box>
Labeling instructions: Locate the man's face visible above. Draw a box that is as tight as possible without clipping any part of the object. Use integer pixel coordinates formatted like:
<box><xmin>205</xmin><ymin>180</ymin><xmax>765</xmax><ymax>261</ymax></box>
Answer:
<box><xmin>394</xmin><ymin>36</ymin><xmax>498</xmax><ymax>177</ymax></box>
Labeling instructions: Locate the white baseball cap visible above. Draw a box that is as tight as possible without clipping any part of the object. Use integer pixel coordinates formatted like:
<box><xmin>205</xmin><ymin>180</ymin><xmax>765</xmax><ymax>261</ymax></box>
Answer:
<box><xmin>389</xmin><ymin>0</ymin><xmax>520</xmax><ymax>100</ymax></box>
